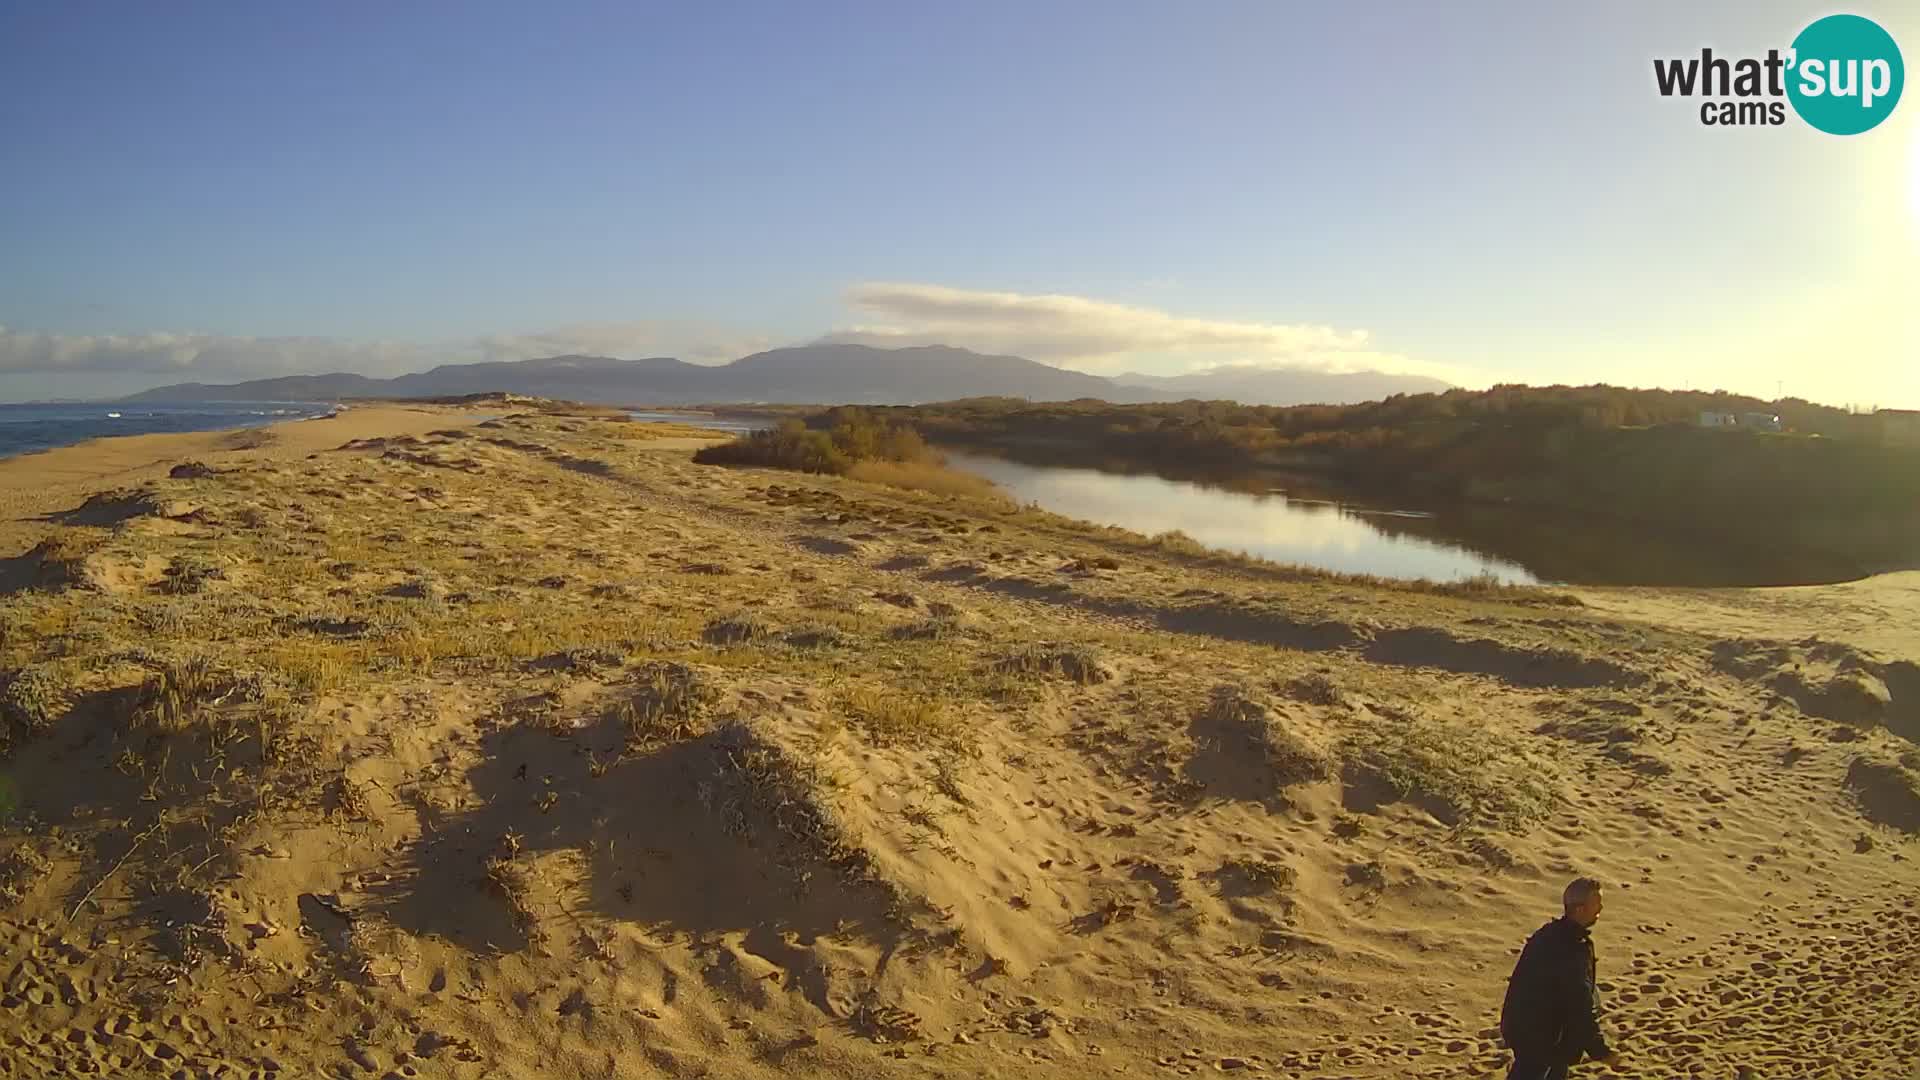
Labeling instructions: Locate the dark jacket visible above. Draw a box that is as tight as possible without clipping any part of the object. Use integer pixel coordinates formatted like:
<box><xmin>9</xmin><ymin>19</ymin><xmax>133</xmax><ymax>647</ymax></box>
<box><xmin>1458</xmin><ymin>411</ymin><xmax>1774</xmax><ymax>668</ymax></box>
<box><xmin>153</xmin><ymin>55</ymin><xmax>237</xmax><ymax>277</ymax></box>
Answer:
<box><xmin>1501</xmin><ymin>916</ymin><xmax>1610</xmax><ymax>1065</ymax></box>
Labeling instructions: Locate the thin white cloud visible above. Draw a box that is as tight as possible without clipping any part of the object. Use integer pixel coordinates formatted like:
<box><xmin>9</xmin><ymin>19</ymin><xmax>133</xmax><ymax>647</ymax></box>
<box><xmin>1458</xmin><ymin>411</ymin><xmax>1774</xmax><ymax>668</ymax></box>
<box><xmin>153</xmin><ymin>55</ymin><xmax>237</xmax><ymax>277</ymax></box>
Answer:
<box><xmin>1186</xmin><ymin>352</ymin><xmax>1474</xmax><ymax>386</ymax></box>
<box><xmin>0</xmin><ymin>321</ymin><xmax>772</xmax><ymax>382</ymax></box>
<box><xmin>466</xmin><ymin>322</ymin><xmax>770</xmax><ymax>367</ymax></box>
<box><xmin>823</xmin><ymin>282</ymin><xmax>1473</xmax><ymax>383</ymax></box>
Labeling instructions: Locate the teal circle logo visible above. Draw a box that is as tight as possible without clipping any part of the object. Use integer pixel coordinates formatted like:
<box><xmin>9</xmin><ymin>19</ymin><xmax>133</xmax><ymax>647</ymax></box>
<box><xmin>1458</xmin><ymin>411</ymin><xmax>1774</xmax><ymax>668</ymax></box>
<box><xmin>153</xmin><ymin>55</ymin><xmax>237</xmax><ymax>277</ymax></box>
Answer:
<box><xmin>1787</xmin><ymin>14</ymin><xmax>1904</xmax><ymax>135</ymax></box>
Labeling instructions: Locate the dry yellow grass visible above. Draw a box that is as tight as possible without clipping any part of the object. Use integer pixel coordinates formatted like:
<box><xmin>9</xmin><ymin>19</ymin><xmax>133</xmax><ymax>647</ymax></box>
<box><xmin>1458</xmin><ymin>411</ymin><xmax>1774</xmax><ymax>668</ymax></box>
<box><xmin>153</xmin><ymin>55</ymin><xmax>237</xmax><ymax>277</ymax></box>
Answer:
<box><xmin>598</xmin><ymin>420</ymin><xmax>729</xmax><ymax>440</ymax></box>
<box><xmin>846</xmin><ymin>459</ymin><xmax>1007</xmax><ymax>501</ymax></box>
<box><xmin>836</xmin><ymin>685</ymin><xmax>968</xmax><ymax>749</ymax></box>
<box><xmin>257</xmin><ymin>639</ymin><xmax>368</xmax><ymax>694</ymax></box>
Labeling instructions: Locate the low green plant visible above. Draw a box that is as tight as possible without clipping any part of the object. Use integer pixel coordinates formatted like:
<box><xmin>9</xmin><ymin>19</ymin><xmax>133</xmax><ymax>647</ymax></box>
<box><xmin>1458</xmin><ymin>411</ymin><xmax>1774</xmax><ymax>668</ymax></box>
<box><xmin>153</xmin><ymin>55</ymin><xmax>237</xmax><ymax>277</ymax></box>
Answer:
<box><xmin>159</xmin><ymin>554</ymin><xmax>224</xmax><ymax>595</ymax></box>
<box><xmin>131</xmin><ymin>657</ymin><xmax>238</xmax><ymax>734</ymax></box>
<box><xmin>1342</xmin><ymin>714</ymin><xmax>1560</xmax><ymax>830</ymax></box>
<box><xmin>703</xmin><ymin>612</ymin><xmax>774</xmax><ymax>646</ymax></box>
<box><xmin>1280</xmin><ymin>671</ymin><xmax>1343</xmax><ymax>707</ymax></box>
<box><xmin>0</xmin><ymin>842</ymin><xmax>48</xmax><ymax>905</ymax></box>
<box><xmin>614</xmin><ymin>662</ymin><xmax>716</xmax><ymax>748</ymax></box>
<box><xmin>993</xmin><ymin>644</ymin><xmax>1111</xmax><ymax>685</ymax></box>
<box><xmin>0</xmin><ymin>665</ymin><xmax>67</xmax><ymax>739</ymax></box>
<box><xmin>1203</xmin><ymin>686</ymin><xmax>1333</xmax><ymax>786</ymax></box>
<box><xmin>1217</xmin><ymin>856</ymin><xmax>1297</xmax><ymax>895</ymax></box>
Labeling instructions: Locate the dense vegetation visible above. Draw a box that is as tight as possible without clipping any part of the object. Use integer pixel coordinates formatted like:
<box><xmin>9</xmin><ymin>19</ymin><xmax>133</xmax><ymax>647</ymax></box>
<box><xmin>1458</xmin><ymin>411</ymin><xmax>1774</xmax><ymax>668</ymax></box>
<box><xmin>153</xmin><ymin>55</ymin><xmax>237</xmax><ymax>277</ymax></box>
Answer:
<box><xmin>862</xmin><ymin>386</ymin><xmax>1887</xmax><ymax>460</ymax></box>
<box><xmin>741</xmin><ymin>387</ymin><xmax>1919</xmax><ymax>577</ymax></box>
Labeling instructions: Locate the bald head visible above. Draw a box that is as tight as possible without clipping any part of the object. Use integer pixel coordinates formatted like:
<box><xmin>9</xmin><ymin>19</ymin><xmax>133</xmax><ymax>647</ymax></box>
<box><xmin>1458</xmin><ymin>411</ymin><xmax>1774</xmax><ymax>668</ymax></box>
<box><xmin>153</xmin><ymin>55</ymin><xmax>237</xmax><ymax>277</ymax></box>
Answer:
<box><xmin>1563</xmin><ymin>877</ymin><xmax>1604</xmax><ymax>926</ymax></box>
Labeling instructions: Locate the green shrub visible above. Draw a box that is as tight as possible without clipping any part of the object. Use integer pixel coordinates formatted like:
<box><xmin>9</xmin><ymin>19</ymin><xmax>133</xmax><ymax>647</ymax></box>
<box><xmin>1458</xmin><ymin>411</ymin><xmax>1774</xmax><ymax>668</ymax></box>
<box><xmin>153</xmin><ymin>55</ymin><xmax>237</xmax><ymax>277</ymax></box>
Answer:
<box><xmin>695</xmin><ymin>421</ymin><xmax>850</xmax><ymax>474</ymax></box>
<box><xmin>694</xmin><ymin>412</ymin><xmax>939</xmax><ymax>476</ymax></box>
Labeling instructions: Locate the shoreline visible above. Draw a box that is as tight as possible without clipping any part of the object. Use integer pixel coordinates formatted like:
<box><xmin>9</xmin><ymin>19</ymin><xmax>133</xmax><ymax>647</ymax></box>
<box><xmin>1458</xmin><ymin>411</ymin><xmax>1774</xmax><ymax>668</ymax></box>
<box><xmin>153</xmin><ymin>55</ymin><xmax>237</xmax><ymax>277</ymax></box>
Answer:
<box><xmin>0</xmin><ymin>402</ymin><xmax>504</xmax><ymax>557</ymax></box>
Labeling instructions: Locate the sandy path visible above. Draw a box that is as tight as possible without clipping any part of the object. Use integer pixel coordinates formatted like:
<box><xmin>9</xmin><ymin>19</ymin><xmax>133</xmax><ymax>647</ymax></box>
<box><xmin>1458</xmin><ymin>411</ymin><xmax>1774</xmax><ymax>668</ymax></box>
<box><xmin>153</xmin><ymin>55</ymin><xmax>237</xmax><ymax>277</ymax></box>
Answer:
<box><xmin>1574</xmin><ymin>572</ymin><xmax>1920</xmax><ymax>663</ymax></box>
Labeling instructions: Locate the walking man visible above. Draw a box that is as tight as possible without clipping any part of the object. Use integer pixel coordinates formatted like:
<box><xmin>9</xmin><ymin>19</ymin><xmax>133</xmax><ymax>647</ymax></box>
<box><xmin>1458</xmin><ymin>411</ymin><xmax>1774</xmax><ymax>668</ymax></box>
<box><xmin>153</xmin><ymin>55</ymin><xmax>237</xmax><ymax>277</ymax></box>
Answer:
<box><xmin>1500</xmin><ymin>877</ymin><xmax>1618</xmax><ymax>1078</ymax></box>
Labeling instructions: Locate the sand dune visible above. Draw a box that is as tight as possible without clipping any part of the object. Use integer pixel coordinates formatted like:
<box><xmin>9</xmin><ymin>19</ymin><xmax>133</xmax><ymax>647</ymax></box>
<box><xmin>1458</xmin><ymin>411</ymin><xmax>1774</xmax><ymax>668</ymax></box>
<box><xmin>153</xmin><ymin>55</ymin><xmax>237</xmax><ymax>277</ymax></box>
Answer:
<box><xmin>0</xmin><ymin>406</ymin><xmax>1913</xmax><ymax>1078</ymax></box>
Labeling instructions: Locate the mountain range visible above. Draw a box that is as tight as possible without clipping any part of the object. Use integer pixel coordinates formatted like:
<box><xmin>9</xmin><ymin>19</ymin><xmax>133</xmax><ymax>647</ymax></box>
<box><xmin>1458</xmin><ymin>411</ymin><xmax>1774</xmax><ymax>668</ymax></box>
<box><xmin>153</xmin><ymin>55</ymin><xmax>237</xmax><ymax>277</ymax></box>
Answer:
<box><xmin>121</xmin><ymin>345</ymin><xmax>1450</xmax><ymax>407</ymax></box>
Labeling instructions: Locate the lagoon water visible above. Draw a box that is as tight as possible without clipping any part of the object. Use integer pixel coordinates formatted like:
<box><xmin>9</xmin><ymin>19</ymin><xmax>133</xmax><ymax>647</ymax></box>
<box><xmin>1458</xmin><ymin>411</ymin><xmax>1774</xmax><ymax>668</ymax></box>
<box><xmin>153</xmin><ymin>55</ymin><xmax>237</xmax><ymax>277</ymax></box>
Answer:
<box><xmin>947</xmin><ymin>451</ymin><xmax>1541</xmax><ymax>584</ymax></box>
<box><xmin>626</xmin><ymin>410</ymin><xmax>768</xmax><ymax>436</ymax></box>
<box><xmin>942</xmin><ymin>450</ymin><xmax>1870</xmax><ymax>587</ymax></box>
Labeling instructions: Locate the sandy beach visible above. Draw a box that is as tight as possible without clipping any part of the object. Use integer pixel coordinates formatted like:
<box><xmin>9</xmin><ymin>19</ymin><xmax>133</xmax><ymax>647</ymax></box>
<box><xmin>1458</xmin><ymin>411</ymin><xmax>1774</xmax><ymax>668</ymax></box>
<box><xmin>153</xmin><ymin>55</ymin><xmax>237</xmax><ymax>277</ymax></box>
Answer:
<box><xmin>0</xmin><ymin>403</ymin><xmax>1913</xmax><ymax>1079</ymax></box>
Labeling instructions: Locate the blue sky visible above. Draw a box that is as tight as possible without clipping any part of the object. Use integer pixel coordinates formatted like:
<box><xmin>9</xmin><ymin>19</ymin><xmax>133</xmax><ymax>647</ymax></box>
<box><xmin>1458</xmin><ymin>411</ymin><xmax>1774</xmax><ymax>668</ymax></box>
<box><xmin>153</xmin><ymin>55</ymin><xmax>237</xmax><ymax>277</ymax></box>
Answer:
<box><xmin>1</xmin><ymin>1</ymin><xmax>1914</xmax><ymax>405</ymax></box>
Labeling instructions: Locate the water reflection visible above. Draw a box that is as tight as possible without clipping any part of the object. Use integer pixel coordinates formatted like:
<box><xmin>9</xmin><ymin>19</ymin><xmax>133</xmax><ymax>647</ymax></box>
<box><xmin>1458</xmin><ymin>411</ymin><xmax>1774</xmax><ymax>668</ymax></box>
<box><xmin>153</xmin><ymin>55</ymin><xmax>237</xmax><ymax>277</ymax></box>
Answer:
<box><xmin>944</xmin><ymin>452</ymin><xmax>1864</xmax><ymax>587</ymax></box>
<box><xmin>948</xmin><ymin>452</ymin><xmax>1538</xmax><ymax>584</ymax></box>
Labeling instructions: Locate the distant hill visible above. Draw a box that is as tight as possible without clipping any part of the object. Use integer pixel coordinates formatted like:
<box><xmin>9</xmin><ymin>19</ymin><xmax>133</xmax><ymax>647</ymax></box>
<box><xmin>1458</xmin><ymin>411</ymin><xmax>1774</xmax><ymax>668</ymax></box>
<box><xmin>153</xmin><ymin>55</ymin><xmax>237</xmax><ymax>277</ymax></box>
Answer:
<box><xmin>385</xmin><ymin>354</ymin><xmax>710</xmax><ymax>402</ymax></box>
<box><xmin>120</xmin><ymin>346</ymin><xmax>1448</xmax><ymax>408</ymax></box>
<box><xmin>121</xmin><ymin>373</ymin><xmax>390</xmax><ymax>402</ymax></box>
<box><xmin>719</xmin><ymin>345</ymin><xmax>1153</xmax><ymax>404</ymax></box>
<box><xmin>1112</xmin><ymin>366</ymin><xmax>1452</xmax><ymax>405</ymax></box>
<box><xmin>122</xmin><ymin>345</ymin><xmax>1170</xmax><ymax>406</ymax></box>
